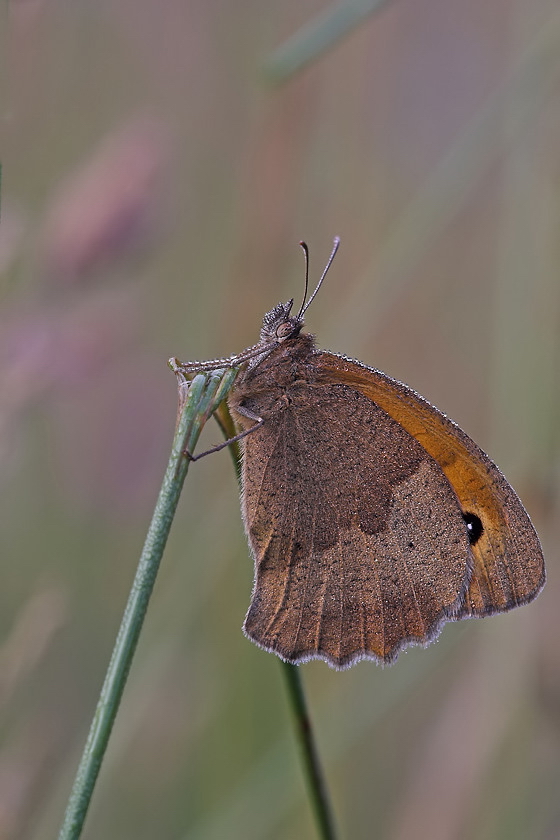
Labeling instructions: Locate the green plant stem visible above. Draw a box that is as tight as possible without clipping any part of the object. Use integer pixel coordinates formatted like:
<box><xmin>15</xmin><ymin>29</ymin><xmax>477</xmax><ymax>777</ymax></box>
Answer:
<box><xmin>57</xmin><ymin>368</ymin><xmax>237</xmax><ymax>840</ymax></box>
<box><xmin>215</xmin><ymin>401</ymin><xmax>339</xmax><ymax>840</ymax></box>
<box><xmin>58</xmin><ymin>362</ymin><xmax>336</xmax><ymax>840</ymax></box>
<box><xmin>281</xmin><ymin>662</ymin><xmax>338</xmax><ymax>840</ymax></box>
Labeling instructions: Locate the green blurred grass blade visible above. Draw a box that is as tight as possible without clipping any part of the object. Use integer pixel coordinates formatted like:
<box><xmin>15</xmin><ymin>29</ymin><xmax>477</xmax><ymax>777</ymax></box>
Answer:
<box><xmin>265</xmin><ymin>0</ymin><xmax>391</xmax><ymax>82</ymax></box>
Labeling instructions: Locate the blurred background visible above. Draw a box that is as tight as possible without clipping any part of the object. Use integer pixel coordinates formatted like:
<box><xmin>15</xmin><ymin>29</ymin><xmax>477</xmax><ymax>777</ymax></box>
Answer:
<box><xmin>2</xmin><ymin>1</ymin><xmax>560</xmax><ymax>837</ymax></box>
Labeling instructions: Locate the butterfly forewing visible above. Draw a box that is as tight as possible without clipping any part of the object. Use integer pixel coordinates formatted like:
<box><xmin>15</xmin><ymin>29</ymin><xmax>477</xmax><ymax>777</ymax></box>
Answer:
<box><xmin>313</xmin><ymin>352</ymin><xmax>545</xmax><ymax>620</ymax></box>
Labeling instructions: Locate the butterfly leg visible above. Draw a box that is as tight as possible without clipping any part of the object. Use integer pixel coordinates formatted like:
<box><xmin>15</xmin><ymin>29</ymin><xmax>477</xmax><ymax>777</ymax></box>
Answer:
<box><xmin>186</xmin><ymin>407</ymin><xmax>264</xmax><ymax>462</ymax></box>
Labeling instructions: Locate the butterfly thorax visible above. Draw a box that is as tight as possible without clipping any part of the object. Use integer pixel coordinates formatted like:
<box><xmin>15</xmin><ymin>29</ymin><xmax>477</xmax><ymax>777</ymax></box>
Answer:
<box><xmin>228</xmin><ymin>332</ymin><xmax>318</xmax><ymax>426</ymax></box>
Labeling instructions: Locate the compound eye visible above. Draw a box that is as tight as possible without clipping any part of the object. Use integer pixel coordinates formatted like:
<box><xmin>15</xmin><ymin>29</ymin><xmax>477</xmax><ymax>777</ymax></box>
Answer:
<box><xmin>276</xmin><ymin>321</ymin><xmax>294</xmax><ymax>340</ymax></box>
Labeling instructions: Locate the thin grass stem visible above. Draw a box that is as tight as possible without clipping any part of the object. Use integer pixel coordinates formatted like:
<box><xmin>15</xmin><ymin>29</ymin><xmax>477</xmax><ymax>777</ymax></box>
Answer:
<box><xmin>215</xmin><ymin>399</ymin><xmax>339</xmax><ymax>840</ymax></box>
<box><xmin>58</xmin><ymin>363</ymin><xmax>336</xmax><ymax>840</ymax></box>
<box><xmin>281</xmin><ymin>662</ymin><xmax>339</xmax><ymax>840</ymax></box>
<box><xmin>57</xmin><ymin>368</ymin><xmax>237</xmax><ymax>840</ymax></box>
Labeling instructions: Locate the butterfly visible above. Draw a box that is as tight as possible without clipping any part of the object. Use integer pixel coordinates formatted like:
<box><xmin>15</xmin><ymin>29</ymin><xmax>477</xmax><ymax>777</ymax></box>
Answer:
<box><xmin>173</xmin><ymin>239</ymin><xmax>545</xmax><ymax>669</ymax></box>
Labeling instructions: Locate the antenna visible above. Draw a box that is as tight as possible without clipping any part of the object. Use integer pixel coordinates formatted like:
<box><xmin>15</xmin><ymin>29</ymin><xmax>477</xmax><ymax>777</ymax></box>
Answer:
<box><xmin>298</xmin><ymin>236</ymin><xmax>340</xmax><ymax>320</ymax></box>
<box><xmin>296</xmin><ymin>241</ymin><xmax>310</xmax><ymax>322</ymax></box>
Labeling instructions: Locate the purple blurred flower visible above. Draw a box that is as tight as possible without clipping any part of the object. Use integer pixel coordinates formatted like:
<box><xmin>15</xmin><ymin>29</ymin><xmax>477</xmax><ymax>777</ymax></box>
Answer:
<box><xmin>38</xmin><ymin>116</ymin><xmax>172</xmax><ymax>284</ymax></box>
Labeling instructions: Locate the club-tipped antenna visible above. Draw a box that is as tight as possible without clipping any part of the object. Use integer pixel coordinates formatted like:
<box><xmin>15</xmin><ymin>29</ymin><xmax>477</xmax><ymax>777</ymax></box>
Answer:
<box><xmin>297</xmin><ymin>236</ymin><xmax>340</xmax><ymax>321</ymax></box>
<box><xmin>296</xmin><ymin>241</ymin><xmax>310</xmax><ymax>322</ymax></box>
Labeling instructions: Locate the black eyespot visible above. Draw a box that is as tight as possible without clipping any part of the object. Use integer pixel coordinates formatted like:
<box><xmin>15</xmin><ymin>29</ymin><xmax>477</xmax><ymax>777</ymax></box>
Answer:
<box><xmin>407</xmin><ymin>542</ymin><xmax>414</xmax><ymax>549</ymax></box>
<box><xmin>463</xmin><ymin>512</ymin><xmax>483</xmax><ymax>545</ymax></box>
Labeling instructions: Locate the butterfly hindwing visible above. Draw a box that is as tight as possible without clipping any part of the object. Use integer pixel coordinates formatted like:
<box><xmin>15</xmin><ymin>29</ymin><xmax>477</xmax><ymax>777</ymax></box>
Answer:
<box><xmin>235</xmin><ymin>375</ymin><xmax>473</xmax><ymax>668</ymax></box>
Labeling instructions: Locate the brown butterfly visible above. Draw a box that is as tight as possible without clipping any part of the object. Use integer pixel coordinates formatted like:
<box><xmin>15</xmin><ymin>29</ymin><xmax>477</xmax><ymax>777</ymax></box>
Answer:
<box><xmin>173</xmin><ymin>239</ymin><xmax>545</xmax><ymax>669</ymax></box>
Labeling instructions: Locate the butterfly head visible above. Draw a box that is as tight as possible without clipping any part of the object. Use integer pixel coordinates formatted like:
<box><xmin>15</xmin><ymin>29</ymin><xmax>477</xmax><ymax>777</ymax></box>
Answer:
<box><xmin>258</xmin><ymin>237</ymin><xmax>340</xmax><ymax>351</ymax></box>
<box><xmin>260</xmin><ymin>299</ymin><xmax>303</xmax><ymax>345</ymax></box>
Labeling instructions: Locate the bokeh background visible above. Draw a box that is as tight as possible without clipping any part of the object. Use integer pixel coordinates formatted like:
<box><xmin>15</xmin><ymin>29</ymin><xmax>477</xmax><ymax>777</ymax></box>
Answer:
<box><xmin>3</xmin><ymin>1</ymin><xmax>560</xmax><ymax>838</ymax></box>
